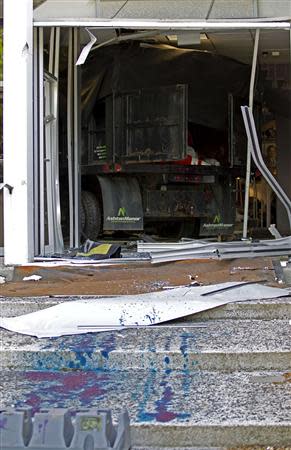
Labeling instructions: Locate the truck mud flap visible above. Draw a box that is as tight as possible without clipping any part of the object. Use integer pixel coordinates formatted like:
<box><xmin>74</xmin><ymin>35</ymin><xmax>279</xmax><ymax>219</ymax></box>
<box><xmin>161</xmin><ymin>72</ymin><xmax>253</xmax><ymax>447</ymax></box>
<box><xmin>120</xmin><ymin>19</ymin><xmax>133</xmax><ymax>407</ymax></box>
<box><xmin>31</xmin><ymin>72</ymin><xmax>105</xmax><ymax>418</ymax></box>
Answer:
<box><xmin>97</xmin><ymin>176</ymin><xmax>144</xmax><ymax>231</ymax></box>
<box><xmin>199</xmin><ymin>181</ymin><xmax>235</xmax><ymax>237</ymax></box>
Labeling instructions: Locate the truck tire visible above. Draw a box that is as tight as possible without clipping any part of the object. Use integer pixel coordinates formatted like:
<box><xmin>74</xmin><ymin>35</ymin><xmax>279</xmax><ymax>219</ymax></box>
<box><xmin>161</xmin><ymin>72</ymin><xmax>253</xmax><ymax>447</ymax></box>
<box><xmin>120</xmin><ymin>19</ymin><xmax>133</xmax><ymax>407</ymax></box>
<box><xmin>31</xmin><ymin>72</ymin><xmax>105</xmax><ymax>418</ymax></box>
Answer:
<box><xmin>81</xmin><ymin>190</ymin><xmax>102</xmax><ymax>241</ymax></box>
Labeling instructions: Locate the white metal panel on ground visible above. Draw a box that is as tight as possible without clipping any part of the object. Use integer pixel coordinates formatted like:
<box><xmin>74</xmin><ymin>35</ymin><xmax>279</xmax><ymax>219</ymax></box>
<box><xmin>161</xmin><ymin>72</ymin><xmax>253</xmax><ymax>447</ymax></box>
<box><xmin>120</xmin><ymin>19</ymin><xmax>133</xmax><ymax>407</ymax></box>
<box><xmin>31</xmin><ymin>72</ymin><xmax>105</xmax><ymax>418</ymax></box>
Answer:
<box><xmin>0</xmin><ymin>283</ymin><xmax>288</xmax><ymax>337</ymax></box>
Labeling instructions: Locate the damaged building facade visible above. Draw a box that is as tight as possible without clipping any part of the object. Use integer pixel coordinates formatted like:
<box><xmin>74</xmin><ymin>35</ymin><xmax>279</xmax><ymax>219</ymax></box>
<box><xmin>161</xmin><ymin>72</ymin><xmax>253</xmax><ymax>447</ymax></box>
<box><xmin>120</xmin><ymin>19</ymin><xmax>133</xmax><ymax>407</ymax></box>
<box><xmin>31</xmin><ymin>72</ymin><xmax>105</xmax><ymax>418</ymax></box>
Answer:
<box><xmin>2</xmin><ymin>0</ymin><xmax>291</xmax><ymax>264</ymax></box>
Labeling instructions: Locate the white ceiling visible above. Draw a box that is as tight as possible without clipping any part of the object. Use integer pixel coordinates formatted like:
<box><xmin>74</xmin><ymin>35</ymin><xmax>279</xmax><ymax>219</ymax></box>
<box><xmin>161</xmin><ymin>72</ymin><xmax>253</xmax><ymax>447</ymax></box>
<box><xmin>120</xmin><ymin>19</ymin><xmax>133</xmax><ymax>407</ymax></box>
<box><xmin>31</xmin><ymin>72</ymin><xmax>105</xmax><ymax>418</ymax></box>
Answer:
<box><xmin>0</xmin><ymin>1</ymin><xmax>289</xmax><ymax>66</ymax></box>
<box><xmin>31</xmin><ymin>0</ymin><xmax>290</xmax><ymax>66</ymax></box>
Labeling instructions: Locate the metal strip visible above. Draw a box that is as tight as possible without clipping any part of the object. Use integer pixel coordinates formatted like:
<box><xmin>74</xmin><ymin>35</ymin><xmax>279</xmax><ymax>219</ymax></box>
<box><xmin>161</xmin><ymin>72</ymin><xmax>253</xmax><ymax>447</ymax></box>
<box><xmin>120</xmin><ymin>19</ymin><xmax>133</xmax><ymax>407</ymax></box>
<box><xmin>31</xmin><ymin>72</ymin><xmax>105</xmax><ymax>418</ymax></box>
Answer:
<box><xmin>44</xmin><ymin>71</ymin><xmax>57</xmax><ymax>83</ymax></box>
<box><xmin>241</xmin><ymin>106</ymin><xmax>291</xmax><ymax>229</ymax></box>
<box><xmin>38</xmin><ymin>27</ymin><xmax>45</xmax><ymax>255</ymax></box>
<box><xmin>218</xmin><ymin>247</ymin><xmax>291</xmax><ymax>259</ymax></box>
<box><xmin>45</xmin><ymin>27</ymin><xmax>57</xmax><ymax>254</ymax></box>
<box><xmin>43</xmin><ymin>27</ymin><xmax>64</xmax><ymax>255</ymax></box>
<box><xmin>67</xmin><ymin>28</ymin><xmax>74</xmax><ymax>248</ymax></box>
<box><xmin>138</xmin><ymin>242</ymin><xmax>210</xmax><ymax>252</ymax></box>
<box><xmin>53</xmin><ymin>26</ymin><xmax>64</xmax><ymax>253</ymax></box>
<box><xmin>44</xmin><ymin>79</ymin><xmax>54</xmax><ymax>254</ymax></box>
<box><xmin>33</xmin><ymin>28</ymin><xmax>40</xmax><ymax>256</ymax></box>
<box><xmin>150</xmin><ymin>247</ymin><xmax>291</xmax><ymax>264</ymax></box>
<box><xmin>243</xmin><ymin>28</ymin><xmax>260</xmax><ymax>238</ymax></box>
<box><xmin>73</xmin><ymin>27</ymin><xmax>80</xmax><ymax>249</ymax></box>
<box><xmin>91</xmin><ymin>31</ymin><xmax>159</xmax><ymax>53</ymax></box>
<box><xmin>138</xmin><ymin>234</ymin><xmax>291</xmax><ymax>263</ymax></box>
<box><xmin>201</xmin><ymin>280</ymin><xmax>267</xmax><ymax>296</ymax></box>
<box><xmin>48</xmin><ymin>27</ymin><xmax>56</xmax><ymax>254</ymax></box>
<box><xmin>138</xmin><ymin>235</ymin><xmax>291</xmax><ymax>253</ymax></box>
<box><xmin>228</xmin><ymin>93</ymin><xmax>234</xmax><ymax>167</ymax></box>
<box><xmin>33</xmin><ymin>19</ymin><xmax>291</xmax><ymax>30</ymax></box>
<box><xmin>205</xmin><ymin>0</ymin><xmax>215</xmax><ymax>20</ymax></box>
<box><xmin>77</xmin><ymin>324</ymin><xmax>208</xmax><ymax>329</ymax></box>
<box><xmin>48</xmin><ymin>27</ymin><xmax>55</xmax><ymax>74</ymax></box>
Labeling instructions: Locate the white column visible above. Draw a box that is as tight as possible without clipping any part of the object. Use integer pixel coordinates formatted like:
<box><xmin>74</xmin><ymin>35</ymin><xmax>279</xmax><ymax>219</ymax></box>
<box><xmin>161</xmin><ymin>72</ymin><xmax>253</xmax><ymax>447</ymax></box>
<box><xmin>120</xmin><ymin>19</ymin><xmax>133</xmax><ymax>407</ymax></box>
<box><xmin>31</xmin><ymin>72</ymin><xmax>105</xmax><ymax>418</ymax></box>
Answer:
<box><xmin>3</xmin><ymin>0</ymin><xmax>34</xmax><ymax>264</ymax></box>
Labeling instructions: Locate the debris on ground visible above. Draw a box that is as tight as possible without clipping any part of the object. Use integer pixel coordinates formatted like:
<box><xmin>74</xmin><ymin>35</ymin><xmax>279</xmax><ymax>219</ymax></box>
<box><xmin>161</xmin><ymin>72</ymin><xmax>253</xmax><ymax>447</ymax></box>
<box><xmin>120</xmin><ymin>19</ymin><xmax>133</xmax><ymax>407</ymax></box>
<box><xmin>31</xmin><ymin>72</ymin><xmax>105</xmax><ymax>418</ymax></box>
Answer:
<box><xmin>0</xmin><ymin>256</ymin><xmax>280</xmax><ymax>297</ymax></box>
<box><xmin>72</xmin><ymin>239</ymin><xmax>121</xmax><ymax>260</ymax></box>
<box><xmin>137</xmin><ymin>236</ymin><xmax>291</xmax><ymax>263</ymax></box>
<box><xmin>22</xmin><ymin>275</ymin><xmax>42</xmax><ymax>282</ymax></box>
<box><xmin>0</xmin><ymin>232</ymin><xmax>291</xmax><ymax>298</ymax></box>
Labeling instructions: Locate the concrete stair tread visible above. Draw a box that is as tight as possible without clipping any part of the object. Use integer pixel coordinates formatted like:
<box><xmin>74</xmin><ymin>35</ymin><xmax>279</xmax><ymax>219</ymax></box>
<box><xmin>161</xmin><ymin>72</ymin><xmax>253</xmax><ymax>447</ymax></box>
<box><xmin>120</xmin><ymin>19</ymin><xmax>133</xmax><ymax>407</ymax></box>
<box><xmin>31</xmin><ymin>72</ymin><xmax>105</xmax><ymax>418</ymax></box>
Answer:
<box><xmin>1</xmin><ymin>369</ymin><xmax>290</xmax><ymax>446</ymax></box>
<box><xmin>1</xmin><ymin>319</ymin><xmax>290</xmax><ymax>371</ymax></box>
<box><xmin>1</xmin><ymin>319</ymin><xmax>290</xmax><ymax>352</ymax></box>
<box><xmin>1</xmin><ymin>369</ymin><xmax>290</xmax><ymax>424</ymax></box>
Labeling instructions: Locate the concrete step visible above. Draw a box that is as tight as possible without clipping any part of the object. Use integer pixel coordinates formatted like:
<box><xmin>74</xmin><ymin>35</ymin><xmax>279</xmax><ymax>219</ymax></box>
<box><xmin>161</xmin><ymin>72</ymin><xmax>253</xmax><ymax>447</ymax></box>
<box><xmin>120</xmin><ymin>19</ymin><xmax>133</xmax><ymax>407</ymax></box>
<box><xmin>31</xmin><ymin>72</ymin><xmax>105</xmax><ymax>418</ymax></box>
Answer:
<box><xmin>1</xmin><ymin>295</ymin><xmax>291</xmax><ymax>320</ymax></box>
<box><xmin>1</xmin><ymin>320</ymin><xmax>290</xmax><ymax>372</ymax></box>
<box><xmin>1</xmin><ymin>294</ymin><xmax>290</xmax><ymax>448</ymax></box>
<box><xmin>1</xmin><ymin>369</ymin><xmax>290</xmax><ymax>447</ymax></box>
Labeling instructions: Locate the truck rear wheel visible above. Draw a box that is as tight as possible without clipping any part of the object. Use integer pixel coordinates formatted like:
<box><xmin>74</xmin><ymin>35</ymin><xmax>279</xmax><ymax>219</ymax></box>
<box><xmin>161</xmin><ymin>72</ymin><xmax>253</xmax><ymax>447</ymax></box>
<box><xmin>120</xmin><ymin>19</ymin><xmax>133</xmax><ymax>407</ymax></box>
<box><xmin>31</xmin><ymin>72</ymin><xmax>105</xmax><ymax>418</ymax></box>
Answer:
<box><xmin>81</xmin><ymin>190</ymin><xmax>102</xmax><ymax>241</ymax></box>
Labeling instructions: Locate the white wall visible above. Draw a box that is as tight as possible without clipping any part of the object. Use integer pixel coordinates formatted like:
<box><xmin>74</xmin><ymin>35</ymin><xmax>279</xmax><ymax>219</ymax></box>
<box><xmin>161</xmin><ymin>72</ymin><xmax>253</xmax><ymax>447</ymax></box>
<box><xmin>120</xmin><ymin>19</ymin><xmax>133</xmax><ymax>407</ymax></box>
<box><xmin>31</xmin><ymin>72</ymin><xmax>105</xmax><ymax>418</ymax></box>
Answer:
<box><xmin>3</xmin><ymin>0</ymin><xmax>34</xmax><ymax>264</ymax></box>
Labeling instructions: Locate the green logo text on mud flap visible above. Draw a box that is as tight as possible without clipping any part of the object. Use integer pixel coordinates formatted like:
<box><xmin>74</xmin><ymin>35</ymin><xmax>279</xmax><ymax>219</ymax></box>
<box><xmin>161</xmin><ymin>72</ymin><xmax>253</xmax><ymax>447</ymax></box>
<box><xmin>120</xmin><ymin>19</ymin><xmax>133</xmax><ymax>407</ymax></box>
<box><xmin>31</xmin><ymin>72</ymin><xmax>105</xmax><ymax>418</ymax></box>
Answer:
<box><xmin>118</xmin><ymin>207</ymin><xmax>126</xmax><ymax>217</ymax></box>
<box><xmin>213</xmin><ymin>214</ymin><xmax>221</xmax><ymax>224</ymax></box>
<box><xmin>106</xmin><ymin>207</ymin><xmax>141</xmax><ymax>223</ymax></box>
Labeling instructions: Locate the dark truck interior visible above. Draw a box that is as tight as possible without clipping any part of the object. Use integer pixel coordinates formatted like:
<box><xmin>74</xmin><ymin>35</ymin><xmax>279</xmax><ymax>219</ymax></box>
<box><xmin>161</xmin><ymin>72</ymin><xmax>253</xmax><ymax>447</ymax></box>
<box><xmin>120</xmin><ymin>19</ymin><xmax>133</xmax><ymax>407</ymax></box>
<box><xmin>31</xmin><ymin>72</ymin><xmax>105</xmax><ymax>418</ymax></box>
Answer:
<box><xmin>60</xmin><ymin>43</ymin><xmax>250</xmax><ymax>240</ymax></box>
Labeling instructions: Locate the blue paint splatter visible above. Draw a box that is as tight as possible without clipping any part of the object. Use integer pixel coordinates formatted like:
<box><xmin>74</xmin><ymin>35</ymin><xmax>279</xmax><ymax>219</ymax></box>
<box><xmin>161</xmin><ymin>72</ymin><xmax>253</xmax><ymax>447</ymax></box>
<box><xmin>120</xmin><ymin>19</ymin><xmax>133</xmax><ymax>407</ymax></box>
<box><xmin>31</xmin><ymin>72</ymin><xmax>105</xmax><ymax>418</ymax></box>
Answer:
<box><xmin>136</xmin><ymin>337</ymin><xmax>192</xmax><ymax>424</ymax></box>
<box><xmin>137</xmin><ymin>376</ymin><xmax>190</xmax><ymax>423</ymax></box>
<box><xmin>137</xmin><ymin>369</ymin><xmax>157</xmax><ymax>422</ymax></box>
<box><xmin>43</xmin><ymin>334</ymin><xmax>98</xmax><ymax>354</ymax></box>
<box><xmin>164</xmin><ymin>356</ymin><xmax>171</xmax><ymax>375</ymax></box>
<box><xmin>164</xmin><ymin>336</ymin><xmax>171</xmax><ymax>352</ymax></box>
<box><xmin>180</xmin><ymin>333</ymin><xmax>193</xmax><ymax>396</ymax></box>
<box><xmin>154</xmin><ymin>385</ymin><xmax>190</xmax><ymax>422</ymax></box>
<box><xmin>99</xmin><ymin>333</ymin><xmax>116</xmax><ymax>361</ymax></box>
